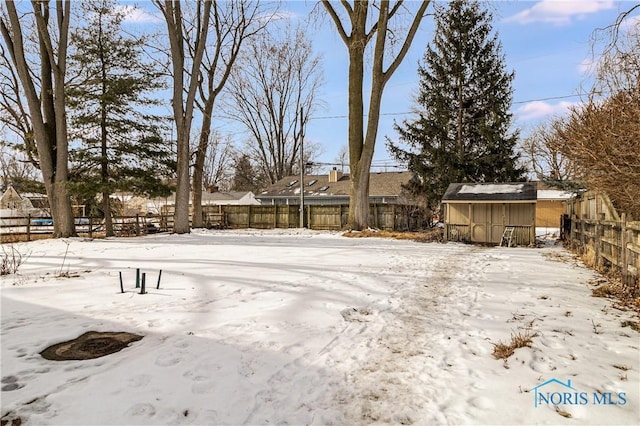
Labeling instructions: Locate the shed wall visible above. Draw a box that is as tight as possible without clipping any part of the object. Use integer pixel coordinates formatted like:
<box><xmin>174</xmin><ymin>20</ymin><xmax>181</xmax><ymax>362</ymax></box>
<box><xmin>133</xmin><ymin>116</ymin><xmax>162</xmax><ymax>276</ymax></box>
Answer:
<box><xmin>536</xmin><ymin>200</ymin><xmax>564</xmax><ymax>227</ymax></box>
<box><xmin>445</xmin><ymin>202</ymin><xmax>536</xmax><ymax>245</ymax></box>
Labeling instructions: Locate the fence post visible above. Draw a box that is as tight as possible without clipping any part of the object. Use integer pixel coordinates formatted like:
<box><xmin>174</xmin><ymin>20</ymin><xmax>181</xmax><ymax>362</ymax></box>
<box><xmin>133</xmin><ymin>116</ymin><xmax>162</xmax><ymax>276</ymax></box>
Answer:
<box><xmin>621</xmin><ymin>213</ymin><xmax>629</xmax><ymax>286</ymax></box>
<box><xmin>579</xmin><ymin>215</ymin><xmax>586</xmax><ymax>254</ymax></box>
<box><xmin>570</xmin><ymin>213</ymin><xmax>576</xmax><ymax>250</ymax></box>
<box><xmin>373</xmin><ymin>204</ymin><xmax>378</xmax><ymax>229</ymax></box>
<box><xmin>88</xmin><ymin>216</ymin><xmax>93</xmax><ymax>238</ymax></box>
<box><xmin>135</xmin><ymin>215</ymin><xmax>140</xmax><ymax>236</ymax></box>
<box><xmin>26</xmin><ymin>213</ymin><xmax>31</xmax><ymax>242</ymax></box>
<box><xmin>595</xmin><ymin>218</ymin><xmax>603</xmax><ymax>270</ymax></box>
<box><xmin>273</xmin><ymin>205</ymin><xmax>277</xmax><ymax>228</ymax></box>
<box><xmin>247</xmin><ymin>205</ymin><xmax>252</xmax><ymax>228</ymax></box>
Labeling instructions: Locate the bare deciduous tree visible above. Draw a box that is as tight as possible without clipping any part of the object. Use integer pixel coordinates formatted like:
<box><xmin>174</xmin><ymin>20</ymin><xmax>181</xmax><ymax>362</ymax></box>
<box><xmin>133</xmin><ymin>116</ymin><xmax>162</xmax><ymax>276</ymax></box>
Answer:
<box><xmin>190</xmin><ymin>0</ymin><xmax>268</xmax><ymax>227</ymax></box>
<box><xmin>0</xmin><ymin>43</ymin><xmax>37</xmax><ymax>167</ymax></box>
<box><xmin>520</xmin><ymin>119</ymin><xmax>577</xmax><ymax>187</ymax></box>
<box><xmin>1</xmin><ymin>1</ymin><xmax>75</xmax><ymax>237</ymax></box>
<box><xmin>0</xmin><ymin>140</ymin><xmax>41</xmax><ymax>192</ymax></box>
<box><xmin>334</xmin><ymin>144</ymin><xmax>349</xmax><ymax>173</ymax></box>
<box><xmin>225</xmin><ymin>24</ymin><xmax>323</xmax><ymax>185</ymax></box>
<box><xmin>321</xmin><ymin>0</ymin><xmax>430</xmax><ymax>229</ymax></box>
<box><xmin>551</xmin><ymin>19</ymin><xmax>640</xmax><ymax>218</ymax></box>
<box><xmin>200</xmin><ymin>131</ymin><xmax>234</xmax><ymax>192</ymax></box>
<box><xmin>153</xmin><ymin>0</ymin><xmax>212</xmax><ymax>234</ymax></box>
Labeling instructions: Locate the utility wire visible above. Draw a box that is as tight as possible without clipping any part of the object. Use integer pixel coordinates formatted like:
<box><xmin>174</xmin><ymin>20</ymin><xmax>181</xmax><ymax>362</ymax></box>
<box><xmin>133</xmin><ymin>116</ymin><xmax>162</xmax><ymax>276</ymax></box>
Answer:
<box><xmin>308</xmin><ymin>93</ymin><xmax>588</xmax><ymax>121</ymax></box>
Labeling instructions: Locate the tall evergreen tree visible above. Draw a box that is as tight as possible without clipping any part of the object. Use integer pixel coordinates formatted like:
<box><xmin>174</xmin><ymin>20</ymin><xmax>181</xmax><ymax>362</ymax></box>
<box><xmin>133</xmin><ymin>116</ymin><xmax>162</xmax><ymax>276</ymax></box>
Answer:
<box><xmin>389</xmin><ymin>0</ymin><xmax>524</xmax><ymax>210</ymax></box>
<box><xmin>67</xmin><ymin>0</ymin><xmax>172</xmax><ymax>236</ymax></box>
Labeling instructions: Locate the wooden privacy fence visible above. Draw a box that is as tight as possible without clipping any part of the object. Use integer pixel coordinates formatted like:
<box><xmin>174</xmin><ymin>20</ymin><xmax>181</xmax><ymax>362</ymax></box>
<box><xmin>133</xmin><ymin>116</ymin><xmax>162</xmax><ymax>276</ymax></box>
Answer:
<box><xmin>569</xmin><ymin>213</ymin><xmax>640</xmax><ymax>289</ymax></box>
<box><xmin>1</xmin><ymin>203</ymin><xmax>425</xmax><ymax>241</ymax></box>
<box><xmin>175</xmin><ymin>203</ymin><xmax>424</xmax><ymax>231</ymax></box>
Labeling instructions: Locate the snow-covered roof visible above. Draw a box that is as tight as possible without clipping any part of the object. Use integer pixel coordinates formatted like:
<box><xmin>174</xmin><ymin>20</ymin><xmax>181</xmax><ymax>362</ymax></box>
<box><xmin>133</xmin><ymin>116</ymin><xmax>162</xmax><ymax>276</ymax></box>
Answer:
<box><xmin>458</xmin><ymin>184</ymin><xmax>524</xmax><ymax>195</ymax></box>
<box><xmin>442</xmin><ymin>182</ymin><xmax>537</xmax><ymax>202</ymax></box>
<box><xmin>537</xmin><ymin>189</ymin><xmax>574</xmax><ymax>200</ymax></box>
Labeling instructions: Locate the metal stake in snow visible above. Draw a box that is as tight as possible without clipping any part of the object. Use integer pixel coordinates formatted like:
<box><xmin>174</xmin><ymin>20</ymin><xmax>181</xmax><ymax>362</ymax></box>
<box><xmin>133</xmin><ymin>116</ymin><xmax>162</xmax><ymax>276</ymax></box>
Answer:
<box><xmin>156</xmin><ymin>270</ymin><xmax>162</xmax><ymax>289</ymax></box>
<box><xmin>135</xmin><ymin>268</ymin><xmax>140</xmax><ymax>288</ymax></box>
<box><xmin>140</xmin><ymin>273</ymin><xmax>146</xmax><ymax>295</ymax></box>
<box><xmin>119</xmin><ymin>272</ymin><xmax>124</xmax><ymax>294</ymax></box>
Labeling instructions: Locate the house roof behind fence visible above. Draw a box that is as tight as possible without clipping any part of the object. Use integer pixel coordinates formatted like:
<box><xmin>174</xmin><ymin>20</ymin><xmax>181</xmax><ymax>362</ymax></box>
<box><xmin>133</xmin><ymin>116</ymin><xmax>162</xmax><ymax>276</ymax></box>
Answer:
<box><xmin>257</xmin><ymin>171</ymin><xmax>414</xmax><ymax>199</ymax></box>
<box><xmin>201</xmin><ymin>191</ymin><xmax>253</xmax><ymax>202</ymax></box>
<box><xmin>442</xmin><ymin>182</ymin><xmax>537</xmax><ymax>202</ymax></box>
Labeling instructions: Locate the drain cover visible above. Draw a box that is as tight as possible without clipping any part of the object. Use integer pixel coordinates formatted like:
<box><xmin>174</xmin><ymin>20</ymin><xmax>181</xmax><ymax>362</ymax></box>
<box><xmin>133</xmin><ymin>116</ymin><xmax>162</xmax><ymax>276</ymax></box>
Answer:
<box><xmin>40</xmin><ymin>331</ymin><xmax>143</xmax><ymax>361</ymax></box>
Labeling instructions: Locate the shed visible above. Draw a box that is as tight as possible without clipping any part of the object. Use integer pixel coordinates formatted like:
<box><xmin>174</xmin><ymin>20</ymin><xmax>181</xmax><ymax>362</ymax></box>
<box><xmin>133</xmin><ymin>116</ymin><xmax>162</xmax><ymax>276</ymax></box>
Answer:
<box><xmin>442</xmin><ymin>182</ymin><xmax>537</xmax><ymax>245</ymax></box>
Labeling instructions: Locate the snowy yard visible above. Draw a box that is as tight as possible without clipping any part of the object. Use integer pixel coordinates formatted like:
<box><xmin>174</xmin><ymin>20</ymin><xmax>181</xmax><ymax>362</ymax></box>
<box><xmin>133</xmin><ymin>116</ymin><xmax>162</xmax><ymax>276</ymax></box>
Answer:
<box><xmin>1</xmin><ymin>229</ymin><xmax>638</xmax><ymax>425</ymax></box>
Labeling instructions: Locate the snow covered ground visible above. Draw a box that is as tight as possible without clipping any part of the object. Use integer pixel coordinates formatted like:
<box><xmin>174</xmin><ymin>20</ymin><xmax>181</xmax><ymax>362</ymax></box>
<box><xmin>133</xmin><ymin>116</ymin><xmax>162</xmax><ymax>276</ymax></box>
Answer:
<box><xmin>1</xmin><ymin>229</ymin><xmax>638</xmax><ymax>425</ymax></box>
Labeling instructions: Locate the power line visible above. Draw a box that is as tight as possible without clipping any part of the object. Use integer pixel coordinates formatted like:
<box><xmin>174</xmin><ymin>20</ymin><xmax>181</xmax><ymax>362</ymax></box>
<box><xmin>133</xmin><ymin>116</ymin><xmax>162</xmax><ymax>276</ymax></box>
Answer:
<box><xmin>308</xmin><ymin>93</ymin><xmax>588</xmax><ymax>121</ymax></box>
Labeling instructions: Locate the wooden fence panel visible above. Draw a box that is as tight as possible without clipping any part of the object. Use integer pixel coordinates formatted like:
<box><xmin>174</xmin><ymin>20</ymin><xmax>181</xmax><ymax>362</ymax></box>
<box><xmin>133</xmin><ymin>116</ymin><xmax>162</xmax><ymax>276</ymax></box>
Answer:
<box><xmin>570</xmin><ymin>212</ymin><xmax>639</xmax><ymax>291</ymax></box>
<box><xmin>308</xmin><ymin>205</ymin><xmax>342</xmax><ymax>230</ymax></box>
<box><xmin>248</xmin><ymin>206</ymin><xmax>277</xmax><ymax>229</ymax></box>
<box><xmin>371</xmin><ymin>204</ymin><xmax>396</xmax><ymax>230</ymax></box>
<box><xmin>223</xmin><ymin>205</ymin><xmax>251</xmax><ymax>228</ymax></box>
<box><xmin>446</xmin><ymin>224</ymin><xmax>470</xmax><ymax>243</ymax></box>
<box><xmin>2</xmin><ymin>203</ymin><xmax>424</xmax><ymax>241</ymax></box>
<box><xmin>274</xmin><ymin>205</ymin><xmax>298</xmax><ymax>228</ymax></box>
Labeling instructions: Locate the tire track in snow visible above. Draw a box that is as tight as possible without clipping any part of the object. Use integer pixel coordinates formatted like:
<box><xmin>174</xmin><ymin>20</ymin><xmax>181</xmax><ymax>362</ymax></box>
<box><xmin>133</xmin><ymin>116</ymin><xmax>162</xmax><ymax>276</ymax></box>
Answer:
<box><xmin>329</xmin><ymin>244</ymin><xmax>494</xmax><ymax>425</ymax></box>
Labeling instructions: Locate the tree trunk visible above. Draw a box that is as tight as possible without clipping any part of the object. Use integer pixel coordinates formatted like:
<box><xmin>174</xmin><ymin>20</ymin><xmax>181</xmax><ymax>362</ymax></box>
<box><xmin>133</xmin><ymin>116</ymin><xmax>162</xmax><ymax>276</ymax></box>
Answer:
<box><xmin>49</xmin><ymin>181</ymin><xmax>74</xmax><ymax>237</ymax></box>
<box><xmin>191</xmin><ymin>156</ymin><xmax>205</xmax><ymax>228</ymax></box>
<box><xmin>174</xmin><ymin>124</ymin><xmax>191</xmax><ymax>234</ymax></box>
<box><xmin>99</xmin><ymin>23</ymin><xmax>114</xmax><ymax>237</ymax></box>
<box><xmin>1</xmin><ymin>1</ymin><xmax>76</xmax><ymax>238</ymax></box>
<box><xmin>345</xmin><ymin>2</ymin><xmax>367</xmax><ymax>229</ymax></box>
<box><xmin>349</xmin><ymin>166</ymin><xmax>371</xmax><ymax>229</ymax></box>
<box><xmin>192</xmin><ymin>99</ymin><xmax>214</xmax><ymax>228</ymax></box>
<box><xmin>155</xmin><ymin>0</ymin><xmax>212</xmax><ymax>235</ymax></box>
<box><xmin>323</xmin><ymin>1</ymin><xmax>429</xmax><ymax>230</ymax></box>
<box><xmin>103</xmin><ymin>190</ymin><xmax>113</xmax><ymax>236</ymax></box>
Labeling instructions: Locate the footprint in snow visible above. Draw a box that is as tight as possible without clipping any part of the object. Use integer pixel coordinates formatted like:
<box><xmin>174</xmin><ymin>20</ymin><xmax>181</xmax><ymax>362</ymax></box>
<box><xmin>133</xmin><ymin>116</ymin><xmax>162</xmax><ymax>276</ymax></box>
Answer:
<box><xmin>341</xmin><ymin>307</ymin><xmax>373</xmax><ymax>322</ymax></box>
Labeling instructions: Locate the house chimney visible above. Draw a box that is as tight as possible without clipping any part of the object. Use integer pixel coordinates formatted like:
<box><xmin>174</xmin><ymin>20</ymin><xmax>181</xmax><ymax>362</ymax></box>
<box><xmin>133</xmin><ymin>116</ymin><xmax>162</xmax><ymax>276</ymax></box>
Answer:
<box><xmin>329</xmin><ymin>167</ymin><xmax>343</xmax><ymax>183</ymax></box>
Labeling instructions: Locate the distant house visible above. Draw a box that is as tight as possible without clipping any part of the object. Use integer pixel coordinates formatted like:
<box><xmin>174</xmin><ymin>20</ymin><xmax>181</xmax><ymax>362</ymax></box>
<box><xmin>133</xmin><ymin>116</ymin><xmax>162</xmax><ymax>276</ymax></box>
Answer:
<box><xmin>0</xmin><ymin>185</ymin><xmax>49</xmax><ymax>216</ymax></box>
<box><xmin>146</xmin><ymin>190</ymin><xmax>259</xmax><ymax>215</ymax></box>
<box><xmin>1</xmin><ymin>185</ymin><xmax>26</xmax><ymax>210</ymax></box>
<box><xmin>201</xmin><ymin>190</ymin><xmax>259</xmax><ymax>206</ymax></box>
<box><xmin>442</xmin><ymin>182</ymin><xmax>537</xmax><ymax>245</ymax></box>
<box><xmin>256</xmin><ymin>170</ymin><xmax>416</xmax><ymax>206</ymax></box>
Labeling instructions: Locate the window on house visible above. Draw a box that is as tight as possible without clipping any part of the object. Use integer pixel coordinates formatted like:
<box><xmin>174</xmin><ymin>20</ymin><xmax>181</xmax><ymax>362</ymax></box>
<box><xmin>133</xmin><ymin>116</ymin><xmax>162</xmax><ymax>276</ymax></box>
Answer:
<box><xmin>307</xmin><ymin>179</ymin><xmax>318</xmax><ymax>186</ymax></box>
<box><xmin>319</xmin><ymin>185</ymin><xmax>329</xmax><ymax>191</ymax></box>
<box><xmin>286</xmin><ymin>180</ymin><xmax>298</xmax><ymax>187</ymax></box>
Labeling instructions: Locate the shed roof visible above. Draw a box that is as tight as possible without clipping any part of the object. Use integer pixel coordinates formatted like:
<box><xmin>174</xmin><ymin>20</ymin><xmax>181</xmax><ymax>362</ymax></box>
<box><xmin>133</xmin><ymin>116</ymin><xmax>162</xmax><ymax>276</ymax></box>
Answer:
<box><xmin>442</xmin><ymin>182</ymin><xmax>537</xmax><ymax>203</ymax></box>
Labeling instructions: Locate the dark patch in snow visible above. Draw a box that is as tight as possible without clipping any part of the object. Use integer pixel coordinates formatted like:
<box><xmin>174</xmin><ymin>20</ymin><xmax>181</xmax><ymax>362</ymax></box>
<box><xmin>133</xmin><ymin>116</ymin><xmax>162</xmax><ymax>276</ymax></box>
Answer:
<box><xmin>40</xmin><ymin>331</ymin><xmax>143</xmax><ymax>361</ymax></box>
